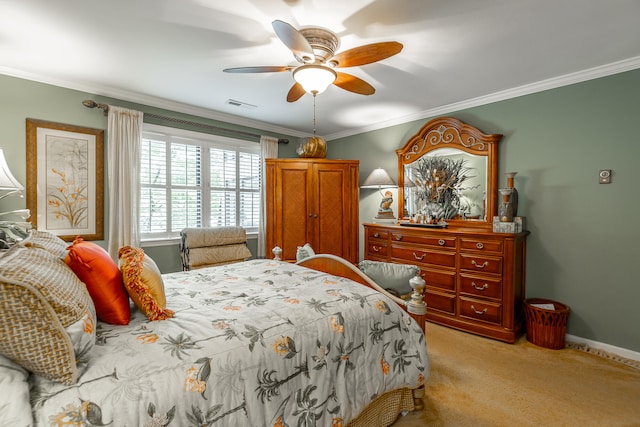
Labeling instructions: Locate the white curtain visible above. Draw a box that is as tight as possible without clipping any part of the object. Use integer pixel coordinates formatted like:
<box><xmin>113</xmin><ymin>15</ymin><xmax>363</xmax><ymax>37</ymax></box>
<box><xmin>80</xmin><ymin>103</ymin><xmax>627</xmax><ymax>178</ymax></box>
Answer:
<box><xmin>107</xmin><ymin>106</ymin><xmax>144</xmax><ymax>260</ymax></box>
<box><xmin>258</xmin><ymin>136</ymin><xmax>279</xmax><ymax>258</ymax></box>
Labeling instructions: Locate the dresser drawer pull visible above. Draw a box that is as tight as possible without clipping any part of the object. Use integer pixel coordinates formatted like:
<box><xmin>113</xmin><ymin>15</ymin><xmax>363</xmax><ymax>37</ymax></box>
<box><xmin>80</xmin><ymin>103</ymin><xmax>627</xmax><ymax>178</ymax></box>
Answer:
<box><xmin>372</xmin><ymin>246</ymin><xmax>382</xmax><ymax>252</ymax></box>
<box><xmin>471</xmin><ymin>282</ymin><xmax>489</xmax><ymax>291</ymax></box>
<box><xmin>395</xmin><ymin>235</ymin><xmax>403</xmax><ymax>241</ymax></box>
<box><xmin>438</xmin><ymin>239</ymin><xmax>445</xmax><ymax>246</ymax></box>
<box><xmin>476</xmin><ymin>242</ymin><xmax>484</xmax><ymax>249</ymax></box>
<box><xmin>471</xmin><ymin>305</ymin><xmax>488</xmax><ymax>315</ymax></box>
<box><xmin>412</xmin><ymin>252</ymin><xmax>426</xmax><ymax>261</ymax></box>
<box><xmin>471</xmin><ymin>260</ymin><xmax>489</xmax><ymax>268</ymax></box>
<box><xmin>373</xmin><ymin>232</ymin><xmax>380</xmax><ymax>238</ymax></box>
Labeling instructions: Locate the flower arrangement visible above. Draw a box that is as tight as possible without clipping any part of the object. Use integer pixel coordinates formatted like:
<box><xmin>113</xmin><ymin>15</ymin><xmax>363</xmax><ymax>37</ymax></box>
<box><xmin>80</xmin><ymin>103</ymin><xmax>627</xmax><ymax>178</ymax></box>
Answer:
<box><xmin>410</xmin><ymin>155</ymin><xmax>477</xmax><ymax>219</ymax></box>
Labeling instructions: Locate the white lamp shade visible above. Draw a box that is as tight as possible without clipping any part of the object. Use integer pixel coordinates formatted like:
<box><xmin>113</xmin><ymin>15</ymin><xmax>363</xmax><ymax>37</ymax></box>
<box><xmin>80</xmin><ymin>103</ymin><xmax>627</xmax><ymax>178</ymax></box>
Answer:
<box><xmin>0</xmin><ymin>149</ymin><xmax>24</xmax><ymax>191</ymax></box>
<box><xmin>361</xmin><ymin>168</ymin><xmax>396</xmax><ymax>188</ymax></box>
<box><xmin>293</xmin><ymin>64</ymin><xmax>337</xmax><ymax>94</ymax></box>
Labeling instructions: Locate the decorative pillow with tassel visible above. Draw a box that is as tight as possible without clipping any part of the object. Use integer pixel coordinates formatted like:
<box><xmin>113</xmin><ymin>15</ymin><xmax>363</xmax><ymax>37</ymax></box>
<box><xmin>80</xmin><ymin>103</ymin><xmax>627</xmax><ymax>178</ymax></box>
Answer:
<box><xmin>118</xmin><ymin>246</ymin><xmax>174</xmax><ymax>321</ymax></box>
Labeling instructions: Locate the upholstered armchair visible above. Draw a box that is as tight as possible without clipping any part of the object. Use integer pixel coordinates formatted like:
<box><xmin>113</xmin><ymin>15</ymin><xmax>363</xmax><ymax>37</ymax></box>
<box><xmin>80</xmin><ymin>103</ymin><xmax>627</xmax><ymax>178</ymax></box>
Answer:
<box><xmin>358</xmin><ymin>260</ymin><xmax>420</xmax><ymax>299</ymax></box>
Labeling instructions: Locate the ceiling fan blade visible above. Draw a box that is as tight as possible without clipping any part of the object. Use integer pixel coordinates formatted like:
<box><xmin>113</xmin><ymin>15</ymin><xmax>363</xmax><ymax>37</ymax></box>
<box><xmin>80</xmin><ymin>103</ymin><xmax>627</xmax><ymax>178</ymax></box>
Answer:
<box><xmin>272</xmin><ymin>20</ymin><xmax>315</xmax><ymax>63</ymax></box>
<box><xmin>287</xmin><ymin>82</ymin><xmax>306</xmax><ymax>102</ymax></box>
<box><xmin>330</xmin><ymin>41</ymin><xmax>403</xmax><ymax>68</ymax></box>
<box><xmin>223</xmin><ymin>66</ymin><xmax>291</xmax><ymax>73</ymax></box>
<box><xmin>333</xmin><ymin>72</ymin><xmax>375</xmax><ymax>95</ymax></box>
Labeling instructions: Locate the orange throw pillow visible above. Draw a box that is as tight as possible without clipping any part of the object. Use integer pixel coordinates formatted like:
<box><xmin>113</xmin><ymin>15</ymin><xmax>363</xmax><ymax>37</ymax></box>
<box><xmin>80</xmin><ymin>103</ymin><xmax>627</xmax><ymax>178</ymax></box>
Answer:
<box><xmin>64</xmin><ymin>237</ymin><xmax>130</xmax><ymax>325</ymax></box>
<box><xmin>118</xmin><ymin>246</ymin><xmax>174</xmax><ymax>321</ymax></box>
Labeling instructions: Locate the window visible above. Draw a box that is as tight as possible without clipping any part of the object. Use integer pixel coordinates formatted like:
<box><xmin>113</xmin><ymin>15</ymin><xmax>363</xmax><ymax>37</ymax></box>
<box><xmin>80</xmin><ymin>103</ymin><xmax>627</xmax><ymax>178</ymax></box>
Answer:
<box><xmin>140</xmin><ymin>124</ymin><xmax>261</xmax><ymax>241</ymax></box>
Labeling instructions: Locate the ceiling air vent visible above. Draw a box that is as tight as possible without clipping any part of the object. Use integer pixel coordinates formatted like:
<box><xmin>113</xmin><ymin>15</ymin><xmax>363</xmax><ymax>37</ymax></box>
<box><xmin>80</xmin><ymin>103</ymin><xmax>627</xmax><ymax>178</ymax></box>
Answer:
<box><xmin>225</xmin><ymin>99</ymin><xmax>257</xmax><ymax>109</ymax></box>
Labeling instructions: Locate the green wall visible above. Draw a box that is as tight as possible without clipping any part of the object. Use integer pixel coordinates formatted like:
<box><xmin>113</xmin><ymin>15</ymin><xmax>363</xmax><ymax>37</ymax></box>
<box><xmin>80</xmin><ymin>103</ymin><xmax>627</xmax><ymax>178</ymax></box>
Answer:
<box><xmin>1</xmin><ymin>69</ymin><xmax>639</xmax><ymax>352</ymax></box>
<box><xmin>329</xmin><ymin>69</ymin><xmax>640</xmax><ymax>353</ymax></box>
<box><xmin>0</xmin><ymin>74</ymin><xmax>294</xmax><ymax>273</ymax></box>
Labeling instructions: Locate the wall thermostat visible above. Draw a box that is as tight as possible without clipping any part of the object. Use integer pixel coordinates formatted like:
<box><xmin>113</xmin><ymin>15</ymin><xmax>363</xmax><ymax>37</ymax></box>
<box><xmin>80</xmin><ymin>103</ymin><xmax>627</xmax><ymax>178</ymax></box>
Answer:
<box><xmin>599</xmin><ymin>169</ymin><xmax>612</xmax><ymax>184</ymax></box>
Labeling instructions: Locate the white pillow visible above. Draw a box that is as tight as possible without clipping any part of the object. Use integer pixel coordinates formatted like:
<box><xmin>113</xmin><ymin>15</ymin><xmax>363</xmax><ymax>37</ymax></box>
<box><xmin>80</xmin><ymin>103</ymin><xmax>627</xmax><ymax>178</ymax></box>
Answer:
<box><xmin>296</xmin><ymin>243</ymin><xmax>315</xmax><ymax>262</ymax></box>
<box><xmin>0</xmin><ymin>354</ymin><xmax>34</xmax><ymax>426</ymax></box>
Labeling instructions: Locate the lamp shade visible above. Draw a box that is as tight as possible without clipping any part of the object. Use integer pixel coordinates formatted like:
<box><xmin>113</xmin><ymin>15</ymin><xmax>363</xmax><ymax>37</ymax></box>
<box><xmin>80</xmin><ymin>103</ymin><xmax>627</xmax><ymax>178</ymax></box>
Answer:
<box><xmin>0</xmin><ymin>149</ymin><xmax>23</xmax><ymax>191</ymax></box>
<box><xmin>293</xmin><ymin>64</ymin><xmax>337</xmax><ymax>94</ymax></box>
<box><xmin>361</xmin><ymin>168</ymin><xmax>396</xmax><ymax>188</ymax></box>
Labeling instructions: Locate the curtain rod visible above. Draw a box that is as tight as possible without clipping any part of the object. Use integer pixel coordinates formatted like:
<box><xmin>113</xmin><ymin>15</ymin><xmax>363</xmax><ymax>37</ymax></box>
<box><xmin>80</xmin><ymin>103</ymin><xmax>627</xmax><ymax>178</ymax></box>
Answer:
<box><xmin>82</xmin><ymin>100</ymin><xmax>289</xmax><ymax>144</ymax></box>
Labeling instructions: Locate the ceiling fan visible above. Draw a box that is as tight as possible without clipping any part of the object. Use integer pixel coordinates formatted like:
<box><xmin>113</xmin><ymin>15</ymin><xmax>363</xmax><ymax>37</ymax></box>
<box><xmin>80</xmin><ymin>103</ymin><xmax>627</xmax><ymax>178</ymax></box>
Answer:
<box><xmin>223</xmin><ymin>20</ymin><xmax>403</xmax><ymax>102</ymax></box>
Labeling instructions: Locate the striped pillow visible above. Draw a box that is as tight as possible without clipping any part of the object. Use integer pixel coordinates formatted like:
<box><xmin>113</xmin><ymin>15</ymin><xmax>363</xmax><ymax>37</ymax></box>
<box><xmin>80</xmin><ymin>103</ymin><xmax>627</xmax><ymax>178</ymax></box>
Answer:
<box><xmin>21</xmin><ymin>229</ymin><xmax>69</xmax><ymax>259</ymax></box>
<box><xmin>0</xmin><ymin>244</ymin><xmax>96</xmax><ymax>385</ymax></box>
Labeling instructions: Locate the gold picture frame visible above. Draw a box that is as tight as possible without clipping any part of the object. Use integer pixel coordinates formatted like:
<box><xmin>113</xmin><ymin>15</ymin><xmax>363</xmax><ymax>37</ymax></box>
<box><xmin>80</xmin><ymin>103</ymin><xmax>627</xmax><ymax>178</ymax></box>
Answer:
<box><xmin>26</xmin><ymin>119</ymin><xmax>104</xmax><ymax>241</ymax></box>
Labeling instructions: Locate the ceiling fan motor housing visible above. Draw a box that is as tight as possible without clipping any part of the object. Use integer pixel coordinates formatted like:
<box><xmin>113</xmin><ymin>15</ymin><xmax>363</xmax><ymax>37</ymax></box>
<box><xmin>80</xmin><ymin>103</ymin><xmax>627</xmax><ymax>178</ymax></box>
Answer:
<box><xmin>299</xmin><ymin>27</ymin><xmax>340</xmax><ymax>63</ymax></box>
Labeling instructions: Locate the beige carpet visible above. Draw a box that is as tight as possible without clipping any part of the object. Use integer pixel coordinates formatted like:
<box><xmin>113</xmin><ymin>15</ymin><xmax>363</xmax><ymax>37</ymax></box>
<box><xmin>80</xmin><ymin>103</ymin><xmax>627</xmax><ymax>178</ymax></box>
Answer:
<box><xmin>393</xmin><ymin>322</ymin><xmax>640</xmax><ymax>427</ymax></box>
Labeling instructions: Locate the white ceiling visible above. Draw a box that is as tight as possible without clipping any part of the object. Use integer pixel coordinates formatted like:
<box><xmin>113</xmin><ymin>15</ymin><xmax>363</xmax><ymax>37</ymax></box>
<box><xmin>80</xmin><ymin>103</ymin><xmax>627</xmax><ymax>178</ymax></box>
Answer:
<box><xmin>2</xmin><ymin>0</ymin><xmax>640</xmax><ymax>140</ymax></box>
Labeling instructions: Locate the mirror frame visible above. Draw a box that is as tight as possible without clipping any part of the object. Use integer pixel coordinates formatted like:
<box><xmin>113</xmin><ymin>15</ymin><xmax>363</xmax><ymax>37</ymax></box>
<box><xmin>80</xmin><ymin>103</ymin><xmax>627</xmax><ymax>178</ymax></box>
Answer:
<box><xmin>396</xmin><ymin>117</ymin><xmax>502</xmax><ymax>228</ymax></box>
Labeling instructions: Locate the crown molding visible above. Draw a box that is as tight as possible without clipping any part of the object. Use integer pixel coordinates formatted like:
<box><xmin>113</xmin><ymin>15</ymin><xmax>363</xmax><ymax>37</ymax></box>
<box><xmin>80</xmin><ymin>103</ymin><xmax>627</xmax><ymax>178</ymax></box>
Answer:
<box><xmin>3</xmin><ymin>55</ymin><xmax>639</xmax><ymax>142</ymax></box>
<box><xmin>0</xmin><ymin>66</ymin><xmax>309</xmax><ymax>139</ymax></box>
<box><xmin>325</xmin><ymin>56</ymin><xmax>640</xmax><ymax>141</ymax></box>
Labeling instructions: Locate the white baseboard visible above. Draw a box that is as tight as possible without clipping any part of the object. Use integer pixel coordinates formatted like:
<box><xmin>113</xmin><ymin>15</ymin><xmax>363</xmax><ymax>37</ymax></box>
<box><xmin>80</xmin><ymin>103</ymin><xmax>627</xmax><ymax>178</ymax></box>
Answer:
<box><xmin>565</xmin><ymin>334</ymin><xmax>640</xmax><ymax>363</ymax></box>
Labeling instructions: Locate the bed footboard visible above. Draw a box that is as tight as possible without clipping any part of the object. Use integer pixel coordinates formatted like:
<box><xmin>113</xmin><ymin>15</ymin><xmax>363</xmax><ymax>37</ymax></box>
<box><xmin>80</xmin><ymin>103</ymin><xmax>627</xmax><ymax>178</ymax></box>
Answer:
<box><xmin>296</xmin><ymin>253</ymin><xmax>427</xmax><ymax>416</ymax></box>
<box><xmin>295</xmin><ymin>254</ymin><xmax>427</xmax><ymax>333</ymax></box>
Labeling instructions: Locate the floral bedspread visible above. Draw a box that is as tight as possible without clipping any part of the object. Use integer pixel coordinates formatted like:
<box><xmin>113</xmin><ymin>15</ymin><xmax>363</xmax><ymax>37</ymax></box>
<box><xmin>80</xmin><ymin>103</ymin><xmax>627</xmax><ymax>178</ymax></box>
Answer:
<box><xmin>29</xmin><ymin>259</ymin><xmax>428</xmax><ymax>427</ymax></box>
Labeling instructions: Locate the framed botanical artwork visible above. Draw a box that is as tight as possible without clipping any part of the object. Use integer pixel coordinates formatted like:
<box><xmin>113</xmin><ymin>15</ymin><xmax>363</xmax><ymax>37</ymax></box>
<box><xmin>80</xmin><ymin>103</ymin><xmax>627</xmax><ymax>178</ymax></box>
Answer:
<box><xmin>26</xmin><ymin>119</ymin><xmax>104</xmax><ymax>241</ymax></box>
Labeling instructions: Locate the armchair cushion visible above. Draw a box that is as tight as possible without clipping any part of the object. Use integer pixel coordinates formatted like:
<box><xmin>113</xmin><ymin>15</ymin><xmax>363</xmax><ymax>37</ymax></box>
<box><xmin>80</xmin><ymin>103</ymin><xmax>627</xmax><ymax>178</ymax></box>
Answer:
<box><xmin>358</xmin><ymin>260</ymin><xmax>420</xmax><ymax>297</ymax></box>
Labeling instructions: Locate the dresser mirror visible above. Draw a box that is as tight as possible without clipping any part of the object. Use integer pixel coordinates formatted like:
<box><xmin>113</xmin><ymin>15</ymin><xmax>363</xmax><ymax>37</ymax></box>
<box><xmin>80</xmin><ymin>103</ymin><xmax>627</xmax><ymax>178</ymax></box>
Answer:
<box><xmin>396</xmin><ymin>117</ymin><xmax>502</xmax><ymax>228</ymax></box>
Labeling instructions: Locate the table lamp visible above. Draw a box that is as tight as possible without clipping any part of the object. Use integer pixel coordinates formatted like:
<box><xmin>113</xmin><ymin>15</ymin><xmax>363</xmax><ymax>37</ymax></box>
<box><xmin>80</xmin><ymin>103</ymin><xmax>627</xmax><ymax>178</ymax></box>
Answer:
<box><xmin>361</xmin><ymin>168</ymin><xmax>397</xmax><ymax>222</ymax></box>
<box><xmin>0</xmin><ymin>148</ymin><xmax>31</xmax><ymax>246</ymax></box>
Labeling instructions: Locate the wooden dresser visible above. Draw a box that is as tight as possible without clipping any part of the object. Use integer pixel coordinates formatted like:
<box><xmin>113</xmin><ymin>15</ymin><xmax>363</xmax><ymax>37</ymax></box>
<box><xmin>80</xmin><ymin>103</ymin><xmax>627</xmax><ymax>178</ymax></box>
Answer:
<box><xmin>363</xmin><ymin>223</ymin><xmax>528</xmax><ymax>343</ymax></box>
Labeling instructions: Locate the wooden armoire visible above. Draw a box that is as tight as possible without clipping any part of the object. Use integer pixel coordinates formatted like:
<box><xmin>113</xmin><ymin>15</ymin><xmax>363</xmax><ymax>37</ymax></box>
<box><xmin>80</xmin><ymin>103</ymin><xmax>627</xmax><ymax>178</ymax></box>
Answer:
<box><xmin>265</xmin><ymin>158</ymin><xmax>359</xmax><ymax>263</ymax></box>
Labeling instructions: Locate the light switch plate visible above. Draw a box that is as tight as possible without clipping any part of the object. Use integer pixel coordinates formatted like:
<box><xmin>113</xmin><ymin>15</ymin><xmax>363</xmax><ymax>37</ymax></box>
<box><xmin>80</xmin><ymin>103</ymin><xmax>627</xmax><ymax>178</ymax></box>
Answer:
<box><xmin>599</xmin><ymin>169</ymin><xmax>612</xmax><ymax>184</ymax></box>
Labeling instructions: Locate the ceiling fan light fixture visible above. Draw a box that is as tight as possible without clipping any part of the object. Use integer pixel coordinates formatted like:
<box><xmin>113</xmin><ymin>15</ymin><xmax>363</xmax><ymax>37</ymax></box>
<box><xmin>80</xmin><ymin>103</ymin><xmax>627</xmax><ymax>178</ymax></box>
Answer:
<box><xmin>293</xmin><ymin>64</ymin><xmax>337</xmax><ymax>95</ymax></box>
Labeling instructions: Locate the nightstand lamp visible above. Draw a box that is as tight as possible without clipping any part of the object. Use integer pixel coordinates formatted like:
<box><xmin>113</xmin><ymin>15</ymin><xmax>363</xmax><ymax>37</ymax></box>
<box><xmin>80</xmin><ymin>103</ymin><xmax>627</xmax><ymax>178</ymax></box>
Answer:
<box><xmin>0</xmin><ymin>148</ymin><xmax>31</xmax><ymax>246</ymax></box>
<box><xmin>361</xmin><ymin>167</ymin><xmax>397</xmax><ymax>223</ymax></box>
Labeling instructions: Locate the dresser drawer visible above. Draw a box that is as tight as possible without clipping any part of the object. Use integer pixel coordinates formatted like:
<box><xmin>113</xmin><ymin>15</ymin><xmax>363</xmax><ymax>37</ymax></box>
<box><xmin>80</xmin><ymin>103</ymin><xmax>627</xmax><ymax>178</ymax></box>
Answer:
<box><xmin>423</xmin><ymin>267</ymin><xmax>456</xmax><ymax>291</ymax></box>
<box><xmin>367</xmin><ymin>228</ymin><xmax>389</xmax><ymax>241</ymax></box>
<box><xmin>459</xmin><ymin>297</ymin><xmax>502</xmax><ymax>324</ymax></box>
<box><xmin>460</xmin><ymin>237</ymin><xmax>503</xmax><ymax>253</ymax></box>
<box><xmin>391</xmin><ymin>245</ymin><xmax>456</xmax><ymax>267</ymax></box>
<box><xmin>366</xmin><ymin>243</ymin><xmax>387</xmax><ymax>257</ymax></box>
<box><xmin>460</xmin><ymin>254</ymin><xmax>502</xmax><ymax>274</ymax></box>
<box><xmin>459</xmin><ymin>274</ymin><xmax>502</xmax><ymax>300</ymax></box>
<box><xmin>425</xmin><ymin>290</ymin><xmax>456</xmax><ymax>315</ymax></box>
<box><xmin>390</xmin><ymin>232</ymin><xmax>456</xmax><ymax>249</ymax></box>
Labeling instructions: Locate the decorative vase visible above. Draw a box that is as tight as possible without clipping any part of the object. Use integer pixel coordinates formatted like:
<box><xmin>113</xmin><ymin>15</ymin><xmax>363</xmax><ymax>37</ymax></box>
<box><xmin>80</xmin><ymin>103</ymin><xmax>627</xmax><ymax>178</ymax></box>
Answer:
<box><xmin>498</xmin><ymin>188</ymin><xmax>514</xmax><ymax>222</ymax></box>
<box><xmin>505</xmin><ymin>172</ymin><xmax>518</xmax><ymax>216</ymax></box>
<box><xmin>297</xmin><ymin>136</ymin><xmax>327</xmax><ymax>158</ymax></box>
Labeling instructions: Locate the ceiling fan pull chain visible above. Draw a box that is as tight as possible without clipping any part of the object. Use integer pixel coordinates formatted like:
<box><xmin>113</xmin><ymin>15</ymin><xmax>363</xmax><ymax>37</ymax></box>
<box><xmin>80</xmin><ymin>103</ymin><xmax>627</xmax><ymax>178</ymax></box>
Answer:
<box><xmin>313</xmin><ymin>94</ymin><xmax>317</xmax><ymax>136</ymax></box>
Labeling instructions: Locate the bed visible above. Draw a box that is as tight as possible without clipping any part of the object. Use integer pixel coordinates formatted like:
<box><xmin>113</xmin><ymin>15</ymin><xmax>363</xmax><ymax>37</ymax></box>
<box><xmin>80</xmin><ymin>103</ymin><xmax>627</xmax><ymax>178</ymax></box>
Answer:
<box><xmin>0</xmin><ymin>232</ymin><xmax>428</xmax><ymax>427</ymax></box>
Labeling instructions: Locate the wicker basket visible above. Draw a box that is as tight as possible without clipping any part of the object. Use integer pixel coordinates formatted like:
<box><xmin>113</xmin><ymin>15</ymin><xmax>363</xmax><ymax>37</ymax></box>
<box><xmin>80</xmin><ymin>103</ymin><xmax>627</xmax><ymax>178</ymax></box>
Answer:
<box><xmin>523</xmin><ymin>298</ymin><xmax>570</xmax><ymax>349</ymax></box>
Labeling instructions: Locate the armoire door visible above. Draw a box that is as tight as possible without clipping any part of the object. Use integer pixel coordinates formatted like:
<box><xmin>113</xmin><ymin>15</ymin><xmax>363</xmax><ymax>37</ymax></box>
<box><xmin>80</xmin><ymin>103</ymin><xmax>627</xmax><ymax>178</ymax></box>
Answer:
<box><xmin>313</xmin><ymin>163</ymin><xmax>357</xmax><ymax>262</ymax></box>
<box><xmin>266</xmin><ymin>160</ymin><xmax>313</xmax><ymax>261</ymax></box>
